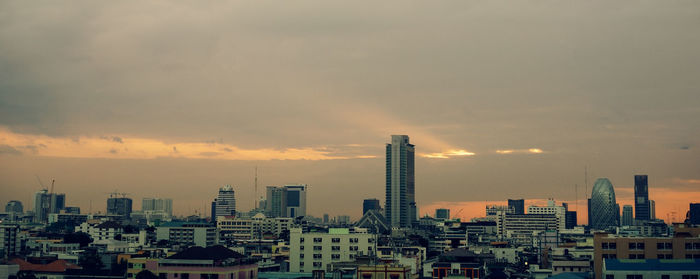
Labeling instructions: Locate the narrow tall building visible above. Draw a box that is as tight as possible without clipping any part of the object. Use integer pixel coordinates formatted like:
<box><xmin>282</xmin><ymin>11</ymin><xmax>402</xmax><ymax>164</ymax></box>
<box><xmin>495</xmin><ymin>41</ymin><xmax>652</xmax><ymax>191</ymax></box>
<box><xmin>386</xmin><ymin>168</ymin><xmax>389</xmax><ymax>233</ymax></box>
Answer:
<box><xmin>363</xmin><ymin>199</ymin><xmax>381</xmax><ymax>215</ymax></box>
<box><xmin>284</xmin><ymin>184</ymin><xmax>307</xmax><ymax>218</ymax></box>
<box><xmin>265</xmin><ymin>186</ymin><xmax>286</xmax><ymax>218</ymax></box>
<box><xmin>107</xmin><ymin>195</ymin><xmax>133</xmax><ymax>217</ymax></box>
<box><xmin>385</xmin><ymin>135</ymin><xmax>415</xmax><ymax>228</ymax></box>
<box><xmin>621</xmin><ymin>205</ymin><xmax>633</xmax><ymax>226</ymax></box>
<box><xmin>634</xmin><ymin>175</ymin><xmax>650</xmax><ymax>222</ymax></box>
<box><xmin>215</xmin><ymin>185</ymin><xmax>236</xmax><ymax>218</ymax></box>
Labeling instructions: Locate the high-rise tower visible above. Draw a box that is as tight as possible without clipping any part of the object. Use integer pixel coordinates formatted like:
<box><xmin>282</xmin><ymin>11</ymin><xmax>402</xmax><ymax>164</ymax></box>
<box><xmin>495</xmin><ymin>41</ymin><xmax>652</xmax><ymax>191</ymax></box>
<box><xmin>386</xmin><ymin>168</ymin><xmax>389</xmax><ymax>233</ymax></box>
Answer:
<box><xmin>634</xmin><ymin>175</ymin><xmax>650</xmax><ymax>222</ymax></box>
<box><xmin>385</xmin><ymin>135</ymin><xmax>415</xmax><ymax>228</ymax></box>
<box><xmin>590</xmin><ymin>178</ymin><xmax>619</xmax><ymax>230</ymax></box>
<box><xmin>215</xmin><ymin>185</ymin><xmax>236</xmax><ymax>218</ymax></box>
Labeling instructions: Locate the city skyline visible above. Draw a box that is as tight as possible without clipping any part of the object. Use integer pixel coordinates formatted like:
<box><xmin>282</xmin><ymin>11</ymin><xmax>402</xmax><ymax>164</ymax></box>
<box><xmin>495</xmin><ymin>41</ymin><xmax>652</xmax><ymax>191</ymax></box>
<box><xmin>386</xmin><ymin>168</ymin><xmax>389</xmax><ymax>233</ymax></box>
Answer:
<box><xmin>1</xmin><ymin>1</ymin><xmax>700</xmax><ymax>223</ymax></box>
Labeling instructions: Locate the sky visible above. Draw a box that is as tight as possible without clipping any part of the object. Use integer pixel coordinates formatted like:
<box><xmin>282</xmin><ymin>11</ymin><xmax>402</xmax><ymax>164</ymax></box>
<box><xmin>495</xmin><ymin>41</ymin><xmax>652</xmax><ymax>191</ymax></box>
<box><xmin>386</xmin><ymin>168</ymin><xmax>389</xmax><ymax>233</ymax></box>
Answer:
<box><xmin>1</xmin><ymin>0</ymin><xmax>699</xmax><ymax>223</ymax></box>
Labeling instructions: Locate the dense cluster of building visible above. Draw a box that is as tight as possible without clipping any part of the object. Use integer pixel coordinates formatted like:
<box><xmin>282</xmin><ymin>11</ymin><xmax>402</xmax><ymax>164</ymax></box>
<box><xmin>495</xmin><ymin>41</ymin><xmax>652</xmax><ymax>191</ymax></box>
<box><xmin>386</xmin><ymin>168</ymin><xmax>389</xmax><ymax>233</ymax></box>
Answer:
<box><xmin>1</xmin><ymin>135</ymin><xmax>700</xmax><ymax>279</ymax></box>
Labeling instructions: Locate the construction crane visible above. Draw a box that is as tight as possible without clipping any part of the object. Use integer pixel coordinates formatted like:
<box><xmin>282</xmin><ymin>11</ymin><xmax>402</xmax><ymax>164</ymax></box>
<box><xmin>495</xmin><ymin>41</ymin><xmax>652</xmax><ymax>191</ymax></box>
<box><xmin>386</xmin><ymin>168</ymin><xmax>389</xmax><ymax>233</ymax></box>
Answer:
<box><xmin>455</xmin><ymin>208</ymin><xmax>464</xmax><ymax>220</ymax></box>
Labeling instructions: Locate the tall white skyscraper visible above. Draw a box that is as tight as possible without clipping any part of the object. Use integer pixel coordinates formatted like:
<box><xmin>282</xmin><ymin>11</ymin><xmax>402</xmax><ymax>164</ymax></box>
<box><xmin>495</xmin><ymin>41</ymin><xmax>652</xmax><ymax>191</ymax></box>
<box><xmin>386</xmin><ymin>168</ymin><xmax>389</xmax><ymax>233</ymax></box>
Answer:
<box><xmin>215</xmin><ymin>185</ymin><xmax>236</xmax><ymax>218</ymax></box>
<box><xmin>385</xmin><ymin>135</ymin><xmax>415</xmax><ymax>228</ymax></box>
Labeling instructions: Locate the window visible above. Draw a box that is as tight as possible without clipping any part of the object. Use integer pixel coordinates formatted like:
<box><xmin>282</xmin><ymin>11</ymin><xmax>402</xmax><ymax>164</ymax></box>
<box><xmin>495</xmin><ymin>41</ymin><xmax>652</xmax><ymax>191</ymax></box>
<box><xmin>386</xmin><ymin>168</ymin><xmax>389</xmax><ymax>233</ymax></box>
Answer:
<box><xmin>390</xmin><ymin>275</ymin><xmax>399</xmax><ymax>279</ymax></box>
<box><xmin>657</xmin><ymin>242</ymin><xmax>672</xmax><ymax>250</ymax></box>
<box><xmin>313</xmin><ymin>262</ymin><xmax>322</xmax><ymax>267</ymax></box>
<box><xmin>606</xmin><ymin>275</ymin><xmax>614</xmax><ymax>279</ymax></box>
<box><xmin>314</xmin><ymin>238</ymin><xmax>323</xmax><ymax>243</ymax></box>
<box><xmin>332</xmin><ymin>238</ymin><xmax>340</xmax><ymax>243</ymax></box>
<box><xmin>625</xmin><ymin>275</ymin><xmax>642</xmax><ymax>279</ymax></box>
<box><xmin>350</xmin><ymin>238</ymin><xmax>359</xmax><ymax>243</ymax></box>
<box><xmin>682</xmin><ymin>276</ymin><xmax>699</xmax><ymax>279</ymax></box>
<box><xmin>300</xmin><ymin>245</ymin><xmax>304</xmax><ymax>250</ymax></box>
<box><xmin>332</xmin><ymin>254</ymin><xmax>340</xmax><ymax>260</ymax></box>
<box><xmin>300</xmin><ymin>254</ymin><xmax>304</xmax><ymax>259</ymax></box>
<box><xmin>300</xmin><ymin>237</ymin><xmax>304</xmax><ymax>243</ymax></box>
<box><xmin>332</xmin><ymin>246</ymin><xmax>340</xmax><ymax>251</ymax></box>
<box><xmin>629</xmin><ymin>243</ymin><xmax>643</xmax><ymax>250</ymax></box>
<box><xmin>661</xmin><ymin>275</ymin><xmax>670</xmax><ymax>279</ymax></box>
<box><xmin>350</xmin><ymin>246</ymin><xmax>359</xmax><ymax>251</ymax></box>
<box><xmin>300</xmin><ymin>262</ymin><xmax>304</xmax><ymax>267</ymax></box>
<box><xmin>685</xmin><ymin>243</ymin><xmax>693</xmax><ymax>250</ymax></box>
<box><xmin>629</xmin><ymin>254</ymin><xmax>644</xmax><ymax>259</ymax></box>
<box><xmin>314</xmin><ymin>246</ymin><xmax>322</xmax><ymax>251</ymax></box>
<box><xmin>313</xmin><ymin>254</ymin><xmax>322</xmax><ymax>259</ymax></box>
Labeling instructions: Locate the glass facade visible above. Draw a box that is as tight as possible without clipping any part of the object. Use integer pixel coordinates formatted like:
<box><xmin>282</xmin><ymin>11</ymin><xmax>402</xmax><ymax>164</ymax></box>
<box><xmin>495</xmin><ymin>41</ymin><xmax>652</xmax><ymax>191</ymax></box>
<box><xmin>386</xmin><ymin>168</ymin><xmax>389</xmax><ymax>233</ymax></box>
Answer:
<box><xmin>590</xmin><ymin>178</ymin><xmax>619</xmax><ymax>230</ymax></box>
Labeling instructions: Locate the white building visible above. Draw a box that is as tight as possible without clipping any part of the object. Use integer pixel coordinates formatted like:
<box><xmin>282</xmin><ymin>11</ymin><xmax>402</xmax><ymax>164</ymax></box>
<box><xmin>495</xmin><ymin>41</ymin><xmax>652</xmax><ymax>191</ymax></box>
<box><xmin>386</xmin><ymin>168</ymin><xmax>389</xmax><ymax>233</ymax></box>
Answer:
<box><xmin>217</xmin><ymin>214</ymin><xmax>294</xmax><ymax>242</ymax></box>
<box><xmin>289</xmin><ymin>227</ymin><xmax>376</xmax><ymax>272</ymax></box>
<box><xmin>497</xmin><ymin>214</ymin><xmax>558</xmax><ymax>246</ymax></box>
<box><xmin>75</xmin><ymin>220</ymin><xmax>123</xmax><ymax>241</ymax></box>
<box><xmin>0</xmin><ymin>224</ymin><xmax>20</xmax><ymax>258</ymax></box>
<box><xmin>527</xmin><ymin>199</ymin><xmax>566</xmax><ymax>231</ymax></box>
<box><xmin>156</xmin><ymin>222</ymin><xmax>217</xmax><ymax>247</ymax></box>
<box><xmin>142</xmin><ymin>198</ymin><xmax>173</xmax><ymax>216</ymax></box>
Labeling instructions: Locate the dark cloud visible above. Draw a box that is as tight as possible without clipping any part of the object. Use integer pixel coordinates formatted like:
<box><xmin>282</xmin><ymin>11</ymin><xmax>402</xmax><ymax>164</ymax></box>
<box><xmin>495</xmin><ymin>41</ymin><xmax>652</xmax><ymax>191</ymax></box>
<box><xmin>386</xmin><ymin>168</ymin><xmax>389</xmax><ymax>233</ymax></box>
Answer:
<box><xmin>0</xmin><ymin>145</ymin><xmax>22</xmax><ymax>155</ymax></box>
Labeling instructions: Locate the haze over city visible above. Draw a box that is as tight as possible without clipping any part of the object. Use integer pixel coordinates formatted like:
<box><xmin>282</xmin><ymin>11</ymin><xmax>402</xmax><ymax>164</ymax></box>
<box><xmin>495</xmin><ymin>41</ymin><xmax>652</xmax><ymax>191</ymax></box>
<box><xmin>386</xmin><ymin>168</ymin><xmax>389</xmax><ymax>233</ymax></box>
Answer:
<box><xmin>2</xmin><ymin>0</ymin><xmax>700</xmax><ymax>223</ymax></box>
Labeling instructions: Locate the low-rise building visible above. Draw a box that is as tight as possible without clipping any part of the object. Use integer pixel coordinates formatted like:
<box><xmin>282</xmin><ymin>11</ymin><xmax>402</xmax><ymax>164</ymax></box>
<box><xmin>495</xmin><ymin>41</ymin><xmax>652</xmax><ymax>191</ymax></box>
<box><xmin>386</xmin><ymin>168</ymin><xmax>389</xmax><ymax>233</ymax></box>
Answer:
<box><xmin>75</xmin><ymin>220</ymin><xmax>123</xmax><ymax>241</ymax></box>
<box><xmin>156</xmin><ymin>221</ymin><xmax>217</xmax><ymax>247</ymax></box>
<box><xmin>289</xmin><ymin>227</ymin><xmax>376</xmax><ymax>272</ymax></box>
<box><xmin>126</xmin><ymin>245</ymin><xmax>257</xmax><ymax>279</ymax></box>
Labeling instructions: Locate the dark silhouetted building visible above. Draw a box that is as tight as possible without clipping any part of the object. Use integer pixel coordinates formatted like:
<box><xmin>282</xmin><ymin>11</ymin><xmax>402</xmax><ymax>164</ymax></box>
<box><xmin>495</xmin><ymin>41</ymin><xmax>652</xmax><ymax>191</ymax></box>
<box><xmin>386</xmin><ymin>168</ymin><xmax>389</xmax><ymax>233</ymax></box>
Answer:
<box><xmin>107</xmin><ymin>196</ymin><xmax>133</xmax><ymax>218</ymax></box>
<box><xmin>5</xmin><ymin>200</ymin><xmax>23</xmax><ymax>213</ymax></box>
<box><xmin>508</xmin><ymin>199</ymin><xmax>525</xmax><ymax>215</ymax></box>
<box><xmin>435</xmin><ymin>208</ymin><xmax>450</xmax><ymax>220</ymax></box>
<box><xmin>363</xmin><ymin>199</ymin><xmax>381</xmax><ymax>215</ymax></box>
<box><xmin>690</xmin><ymin>203</ymin><xmax>700</xmax><ymax>225</ymax></box>
<box><xmin>634</xmin><ymin>175</ymin><xmax>650</xmax><ymax>222</ymax></box>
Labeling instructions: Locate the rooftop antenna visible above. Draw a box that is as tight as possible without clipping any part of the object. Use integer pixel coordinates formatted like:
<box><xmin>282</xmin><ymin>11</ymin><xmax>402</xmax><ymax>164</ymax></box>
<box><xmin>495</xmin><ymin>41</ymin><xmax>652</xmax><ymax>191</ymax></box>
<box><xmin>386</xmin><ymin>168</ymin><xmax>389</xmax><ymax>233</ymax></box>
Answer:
<box><xmin>584</xmin><ymin>166</ymin><xmax>589</xmax><ymax>199</ymax></box>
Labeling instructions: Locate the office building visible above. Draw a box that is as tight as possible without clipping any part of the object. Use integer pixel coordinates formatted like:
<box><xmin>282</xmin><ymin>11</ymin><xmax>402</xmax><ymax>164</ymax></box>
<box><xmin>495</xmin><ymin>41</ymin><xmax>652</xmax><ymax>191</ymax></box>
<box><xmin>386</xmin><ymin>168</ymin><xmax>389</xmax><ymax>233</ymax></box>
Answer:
<box><xmin>4</xmin><ymin>201</ymin><xmax>23</xmax><ymax>213</ymax></box>
<box><xmin>590</xmin><ymin>178</ymin><xmax>619</xmax><ymax>230</ymax></box>
<box><xmin>564</xmin><ymin>211</ymin><xmax>577</xmax><ymax>229</ymax></box>
<box><xmin>527</xmin><ymin>199</ymin><xmax>566</xmax><ymax>231</ymax></box>
<box><xmin>508</xmin><ymin>199</ymin><xmax>525</xmax><ymax>215</ymax></box>
<box><xmin>634</xmin><ymin>174</ymin><xmax>651</xmax><ymax>222</ymax></box>
<box><xmin>435</xmin><ymin>208</ymin><xmax>450</xmax><ymax>220</ymax></box>
<box><xmin>622</xmin><ymin>205</ymin><xmax>633</xmax><ymax>226</ymax></box>
<box><xmin>497</xmin><ymin>214</ymin><xmax>558</xmax><ymax>246</ymax></box>
<box><xmin>386</xmin><ymin>135</ymin><xmax>415</xmax><ymax>228</ymax></box>
<box><xmin>265</xmin><ymin>186</ymin><xmax>286</xmax><ymax>218</ymax></box>
<box><xmin>285</xmin><ymin>184</ymin><xmax>307</xmax><ymax>218</ymax></box>
<box><xmin>363</xmin><ymin>199</ymin><xmax>381</xmax><ymax>215</ymax></box>
<box><xmin>107</xmin><ymin>195</ymin><xmax>133</xmax><ymax>217</ymax></box>
<box><xmin>690</xmin><ymin>203</ymin><xmax>700</xmax><ymax>225</ymax></box>
<box><xmin>289</xmin><ymin>227</ymin><xmax>376</xmax><ymax>272</ymax></box>
<box><xmin>215</xmin><ymin>185</ymin><xmax>236</xmax><ymax>218</ymax></box>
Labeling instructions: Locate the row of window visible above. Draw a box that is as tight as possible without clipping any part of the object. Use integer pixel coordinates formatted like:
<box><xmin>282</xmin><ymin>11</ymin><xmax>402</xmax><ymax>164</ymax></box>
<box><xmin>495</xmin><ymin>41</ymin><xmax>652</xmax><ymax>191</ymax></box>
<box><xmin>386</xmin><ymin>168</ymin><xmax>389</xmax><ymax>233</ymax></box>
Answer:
<box><xmin>300</xmin><ymin>237</ymin><xmax>368</xmax><ymax>243</ymax></box>
<box><xmin>602</xmin><ymin>242</ymin><xmax>700</xmax><ymax>250</ymax></box>
<box><xmin>300</xmin><ymin>245</ymin><xmax>368</xmax><ymax>251</ymax></box>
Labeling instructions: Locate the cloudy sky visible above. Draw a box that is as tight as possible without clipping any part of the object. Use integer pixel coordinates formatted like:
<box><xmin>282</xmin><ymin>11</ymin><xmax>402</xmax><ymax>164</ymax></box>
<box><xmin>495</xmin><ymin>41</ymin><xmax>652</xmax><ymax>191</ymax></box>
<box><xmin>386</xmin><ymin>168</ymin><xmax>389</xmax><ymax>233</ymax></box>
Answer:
<box><xmin>1</xmin><ymin>0</ymin><xmax>699</xmax><ymax>222</ymax></box>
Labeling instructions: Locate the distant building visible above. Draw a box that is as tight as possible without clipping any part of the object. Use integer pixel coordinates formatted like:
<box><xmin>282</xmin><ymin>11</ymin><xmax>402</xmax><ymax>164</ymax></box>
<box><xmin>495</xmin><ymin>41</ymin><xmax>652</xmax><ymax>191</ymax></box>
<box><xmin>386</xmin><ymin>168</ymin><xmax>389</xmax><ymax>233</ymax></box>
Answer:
<box><xmin>690</xmin><ymin>203</ymin><xmax>700</xmax><ymax>225</ymax></box>
<box><xmin>386</xmin><ymin>135</ymin><xmax>415</xmax><ymax>228</ymax></box>
<box><xmin>4</xmin><ymin>201</ymin><xmax>23</xmax><ymax>213</ymax></box>
<box><xmin>323</xmin><ymin>214</ymin><xmax>329</xmax><ymax>224</ymax></box>
<box><xmin>33</xmin><ymin>190</ymin><xmax>66</xmax><ymax>223</ymax></box>
<box><xmin>289</xmin><ymin>227</ymin><xmax>376</xmax><ymax>272</ymax></box>
<box><xmin>590</xmin><ymin>178</ymin><xmax>619</xmax><ymax>230</ymax></box>
<box><xmin>363</xmin><ymin>199</ymin><xmax>381</xmax><ymax>216</ymax></box>
<box><xmin>527</xmin><ymin>199</ymin><xmax>566</xmax><ymax>231</ymax></box>
<box><xmin>63</xmin><ymin>206</ymin><xmax>80</xmax><ymax>214</ymax></box>
<box><xmin>284</xmin><ymin>184</ymin><xmax>307</xmax><ymax>218</ymax></box>
<box><xmin>142</xmin><ymin>198</ymin><xmax>173</xmax><ymax>216</ymax></box>
<box><xmin>650</xmin><ymin>200</ymin><xmax>656</xmax><ymax>220</ymax></box>
<box><xmin>634</xmin><ymin>174</ymin><xmax>651</xmax><ymax>222</ymax></box>
<box><xmin>565</xmin><ymin>210</ymin><xmax>577</xmax><ymax>229</ymax></box>
<box><xmin>75</xmin><ymin>220</ymin><xmax>123</xmax><ymax>241</ymax></box>
<box><xmin>435</xmin><ymin>208</ymin><xmax>450</xmax><ymax>220</ymax></box>
<box><xmin>622</xmin><ymin>205</ymin><xmax>633</xmax><ymax>226</ymax></box>
<box><xmin>508</xmin><ymin>199</ymin><xmax>525</xmax><ymax>215</ymax></box>
<box><xmin>107</xmin><ymin>196</ymin><xmax>133</xmax><ymax>218</ymax></box>
<box><xmin>265</xmin><ymin>186</ymin><xmax>286</xmax><ymax>218</ymax></box>
<box><xmin>497</xmin><ymin>213</ymin><xmax>558</xmax><ymax>246</ymax></box>
<box><xmin>215</xmin><ymin>185</ymin><xmax>236</xmax><ymax>218</ymax></box>
<box><xmin>156</xmin><ymin>221</ymin><xmax>217</xmax><ymax>247</ymax></box>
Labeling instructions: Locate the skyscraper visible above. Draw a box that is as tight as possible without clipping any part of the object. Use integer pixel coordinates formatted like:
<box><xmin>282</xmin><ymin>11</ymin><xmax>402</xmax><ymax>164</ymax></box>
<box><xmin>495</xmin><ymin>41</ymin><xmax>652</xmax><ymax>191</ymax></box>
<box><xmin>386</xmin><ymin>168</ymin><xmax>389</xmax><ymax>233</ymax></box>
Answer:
<box><xmin>634</xmin><ymin>175</ymin><xmax>650</xmax><ymax>221</ymax></box>
<box><xmin>285</xmin><ymin>184</ymin><xmax>307</xmax><ymax>218</ymax></box>
<box><xmin>33</xmin><ymin>190</ymin><xmax>66</xmax><ymax>223</ymax></box>
<box><xmin>215</xmin><ymin>185</ymin><xmax>236</xmax><ymax>218</ymax></box>
<box><xmin>590</xmin><ymin>178</ymin><xmax>619</xmax><ymax>230</ymax></box>
<box><xmin>265</xmin><ymin>186</ymin><xmax>286</xmax><ymax>218</ymax></box>
<box><xmin>107</xmin><ymin>195</ymin><xmax>133</xmax><ymax>217</ymax></box>
<box><xmin>508</xmin><ymin>199</ymin><xmax>525</xmax><ymax>215</ymax></box>
<box><xmin>386</xmin><ymin>135</ymin><xmax>415</xmax><ymax>228</ymax></box>
<box><xmin>142</xmin><ymin>197</ymin><xmax>173</xmax><ymax>216</ymax></box>
<box><xmin>363</xmin><ymin>199</ymin><xmax>381</xmax><ymax>215</ymax></box>
<box><xmin>649</xmin><ymin>200</ymin><xmax>656</xmax><ymax>220</ymax></box>
<box><xmin>622</xmin><ymin>205</ymin><xmax>633</xmax><ymax>226</ymax></box>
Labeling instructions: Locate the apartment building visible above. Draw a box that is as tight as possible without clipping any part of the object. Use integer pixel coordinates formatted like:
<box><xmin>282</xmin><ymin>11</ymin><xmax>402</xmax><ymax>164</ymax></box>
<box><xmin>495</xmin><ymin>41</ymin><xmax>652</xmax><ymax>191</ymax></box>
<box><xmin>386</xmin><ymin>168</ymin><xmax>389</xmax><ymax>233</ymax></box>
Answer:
<box><xmin>289</xmin><ymin>227</ymin><xmax>376</xmax><ymax>272</ymax></box>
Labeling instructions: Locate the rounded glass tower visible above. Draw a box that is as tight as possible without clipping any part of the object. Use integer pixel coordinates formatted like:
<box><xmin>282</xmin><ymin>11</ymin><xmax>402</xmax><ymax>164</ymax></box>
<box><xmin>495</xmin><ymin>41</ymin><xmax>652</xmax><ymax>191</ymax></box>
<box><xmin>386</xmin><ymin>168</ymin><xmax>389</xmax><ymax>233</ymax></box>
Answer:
<box><xmin>590</xmin><ymin>178</ymin><xmax>619</xmax><ymax>230</ymax></box>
